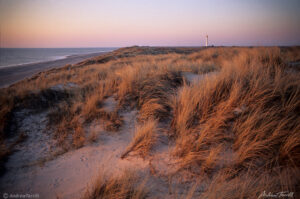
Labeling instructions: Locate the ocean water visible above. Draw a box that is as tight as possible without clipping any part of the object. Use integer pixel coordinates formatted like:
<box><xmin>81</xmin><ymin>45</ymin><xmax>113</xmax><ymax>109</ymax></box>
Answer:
<box><xmin>0</xmin><ymin>48</ymin><xmax>116</xmax><ymax>68</ymax></box>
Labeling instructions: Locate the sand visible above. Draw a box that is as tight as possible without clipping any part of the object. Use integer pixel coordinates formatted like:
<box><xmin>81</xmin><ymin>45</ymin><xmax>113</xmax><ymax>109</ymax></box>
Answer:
<box><xmin>0</xmin><ymin>52</ymin><xmax>108</xmax><ymax>88</ymax></box>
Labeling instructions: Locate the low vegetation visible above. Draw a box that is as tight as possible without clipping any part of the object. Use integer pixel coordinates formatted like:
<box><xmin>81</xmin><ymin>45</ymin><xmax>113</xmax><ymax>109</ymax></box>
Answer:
<box><xmin>0</xmin><ymin>46</ymin><xmax>299</xmax><ymax>198</ymax></box>
<box><xmin>121</xmin><ymin>119</ymin><xmax>158</xmax><ymax>159</ymax></box>
<box><xmin>82</xmin><ymin>170</ymin><xmax>148</xmax><ymax>199</ymax></box>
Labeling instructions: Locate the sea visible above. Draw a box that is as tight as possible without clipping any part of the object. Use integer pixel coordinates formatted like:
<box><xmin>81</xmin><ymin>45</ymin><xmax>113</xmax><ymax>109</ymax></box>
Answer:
<box><xmin>0</xmin><ymin>48</ymin><xmax>117</xmax><ymax>68</ymax></box>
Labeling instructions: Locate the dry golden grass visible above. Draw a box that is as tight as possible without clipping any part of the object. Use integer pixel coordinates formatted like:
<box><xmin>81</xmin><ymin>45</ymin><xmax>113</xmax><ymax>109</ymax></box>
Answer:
<box><xmin>121</xmin><ymin>119</ymin><xmax>158</xmax><ymax>159</ymax></box>
<box><xmin>82</xmin><ymin>170</ymin><xmax>148</xmax><ymax>199</ymax></box>
<box><xmin>170</xmin><ymin>48</ymin><xmax>300</xmax><ymax>197</ymax></box>
<box><xmin>0</xmin><ymin>46</ymin><xmax>300</xmax><ymax>197</ymax></box>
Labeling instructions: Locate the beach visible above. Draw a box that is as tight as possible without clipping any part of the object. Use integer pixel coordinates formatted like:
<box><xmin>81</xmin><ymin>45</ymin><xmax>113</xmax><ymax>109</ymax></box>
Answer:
<box><xmin>1</xmin><ymin>0</ymin><xmax>299</xmax><ymax>197</ymax></box>
<box><xmin>0</xmin><ymin>52</ymin><xmax>108</xmax><ymax>88</ymax></box>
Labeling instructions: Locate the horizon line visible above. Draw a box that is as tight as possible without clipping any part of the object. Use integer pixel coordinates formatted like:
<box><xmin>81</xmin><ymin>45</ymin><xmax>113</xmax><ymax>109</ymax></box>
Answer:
<box><xmin>1</xmin><ymin>45</ymin><xmax>300</xmax><ymax>49</ymax></box>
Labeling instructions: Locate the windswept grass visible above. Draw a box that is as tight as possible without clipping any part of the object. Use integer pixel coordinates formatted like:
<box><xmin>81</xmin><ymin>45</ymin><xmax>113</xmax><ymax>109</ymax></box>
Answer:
<box><xmin>82</xmin><ymin>170</ymin><xmax>148</xmax><ymax>199</ymax></box>
<box><xmin>170</xmin><ymin>49</ymin><xmax>300</xmax><ymax>197</ymax></box>
<box><xmin>0</xmin><ymin>46</ymin><xmax>299</xmax><ymax>197</ymax></box>
<box><xmin>121</xmin><ymin>119</ymin><xmax>158</xmax><ymax>159</ymax></box>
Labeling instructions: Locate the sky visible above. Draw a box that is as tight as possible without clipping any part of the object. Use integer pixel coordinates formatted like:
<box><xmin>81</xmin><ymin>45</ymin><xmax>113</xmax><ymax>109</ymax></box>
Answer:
<box><xmin>0</xmin><ymin>0</ymin><xmax>300</xmax><ymax>48</ymax></box>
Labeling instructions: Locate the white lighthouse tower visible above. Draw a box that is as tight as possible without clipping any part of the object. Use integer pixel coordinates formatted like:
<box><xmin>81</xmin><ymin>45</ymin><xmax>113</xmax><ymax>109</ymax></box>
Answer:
<box><xmin>205</xmin><ymin>35</ymin><xmax>208</xmax><ymax>47</ymax></box>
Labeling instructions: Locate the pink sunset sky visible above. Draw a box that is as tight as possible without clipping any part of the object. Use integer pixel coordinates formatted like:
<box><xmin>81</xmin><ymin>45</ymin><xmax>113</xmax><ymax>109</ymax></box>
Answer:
<box><xmin>0</xmin><ymin>0</ymin><xmax>300</xmax><ymax>48</ymax></box>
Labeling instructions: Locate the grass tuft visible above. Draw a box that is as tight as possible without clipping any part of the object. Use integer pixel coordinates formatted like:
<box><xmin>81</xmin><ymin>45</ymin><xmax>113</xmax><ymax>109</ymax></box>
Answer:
<box><xmin>121</xmin><ymin>119</ymin><xmax>158</xmax><ymax>159</ymax></box>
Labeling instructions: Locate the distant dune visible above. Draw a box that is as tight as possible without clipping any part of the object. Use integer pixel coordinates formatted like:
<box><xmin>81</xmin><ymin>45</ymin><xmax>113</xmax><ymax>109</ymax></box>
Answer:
<box><xmin>0</xmin><ymin>46</ymin><xmax>299</xmax><ymax>199</ymax></box>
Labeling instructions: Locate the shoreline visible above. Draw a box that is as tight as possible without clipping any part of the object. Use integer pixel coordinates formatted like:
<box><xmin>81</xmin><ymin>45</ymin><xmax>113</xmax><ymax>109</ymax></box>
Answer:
<box><xmin>0</xmin><ymin>51</ymin><xmax>110</xmax><ymax>88</ymax></box>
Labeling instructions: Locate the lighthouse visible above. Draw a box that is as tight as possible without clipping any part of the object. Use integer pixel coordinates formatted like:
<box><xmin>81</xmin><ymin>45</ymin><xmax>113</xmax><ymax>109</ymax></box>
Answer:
<box><xmin>205</xmin><ymin>35</ymin><xmax>208</xmax><ymax>47</ymax></box>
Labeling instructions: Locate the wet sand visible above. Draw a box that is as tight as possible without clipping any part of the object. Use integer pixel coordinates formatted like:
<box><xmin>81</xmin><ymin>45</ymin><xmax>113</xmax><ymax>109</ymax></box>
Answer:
<box><xmin>0</xmin><ymin>52</ymin><xmax>108</xmax><ymax>88</ymax></box>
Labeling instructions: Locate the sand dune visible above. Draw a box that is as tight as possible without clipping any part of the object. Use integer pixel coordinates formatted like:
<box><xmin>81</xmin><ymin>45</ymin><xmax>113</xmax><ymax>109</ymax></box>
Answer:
<box><xmin>0</xmin><ymin>46</ymin><xmax>299</xmax><ymax>199</ymax></box>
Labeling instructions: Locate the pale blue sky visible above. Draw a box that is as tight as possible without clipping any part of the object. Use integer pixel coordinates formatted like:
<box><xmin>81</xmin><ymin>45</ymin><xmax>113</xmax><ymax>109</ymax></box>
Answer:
<box><xmin>0</xmin><ymin>0</ymin><xmax>299</xmax><ymax>47</ymax></box>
